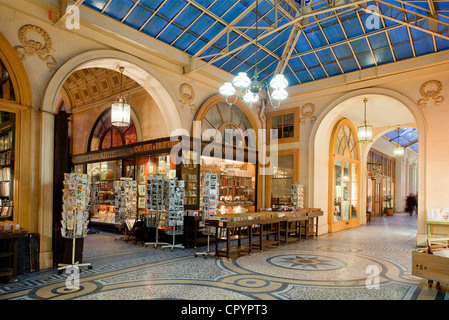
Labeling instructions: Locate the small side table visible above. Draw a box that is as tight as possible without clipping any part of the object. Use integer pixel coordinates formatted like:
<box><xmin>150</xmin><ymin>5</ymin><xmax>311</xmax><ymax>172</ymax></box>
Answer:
<box><xmin>0</xmin><ymin>229</ymin><xmax>28</xmax><ymax>282</ymax></box>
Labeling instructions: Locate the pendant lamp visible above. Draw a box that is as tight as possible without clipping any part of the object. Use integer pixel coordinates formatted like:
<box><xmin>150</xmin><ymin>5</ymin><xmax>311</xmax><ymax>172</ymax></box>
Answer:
<box><xmin>111</xmin><ymin>67</ymin><xmax>131</xmax><ymax>127</ymax></box>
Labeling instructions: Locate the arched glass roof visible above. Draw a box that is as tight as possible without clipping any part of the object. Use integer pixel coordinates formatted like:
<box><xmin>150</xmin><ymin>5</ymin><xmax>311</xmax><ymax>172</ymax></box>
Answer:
<box><xmin>81</xmin><ymin>0</ymin><xmax>449</xmax><ymax>88</ymax></box>
<box><xmin>384</xmin><ymin>127</ymin><xmax>419</xmax><ymax>153</ymax></box>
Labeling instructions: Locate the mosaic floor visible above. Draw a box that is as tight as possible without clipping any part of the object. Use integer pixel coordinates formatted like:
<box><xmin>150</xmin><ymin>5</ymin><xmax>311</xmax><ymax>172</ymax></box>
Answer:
<box><xmin>0</xmin><ymin>213</ymin><xmax>447</xmax><ymax>301</ymax></box>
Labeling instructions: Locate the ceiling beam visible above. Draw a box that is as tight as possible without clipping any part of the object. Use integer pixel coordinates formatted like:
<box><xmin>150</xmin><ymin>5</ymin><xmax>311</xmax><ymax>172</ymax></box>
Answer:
<box><xmin>359</xmin><ymin>1</ymin><xmax>449</xmax><ymax>41</ymax></box>
<box><xmin>274</xmin><ymin>24</ymin><xmax>301</xmax><ymax>74</ymax></box>
<box><xmin>188</xmin><ymin>0</ymin><xmax>372</xmax><ymax>71</ymax></box>
<box><xmin>190</xmin><ymin>0</ymin><xmax>257</xmax><ymax>59</ymax></box>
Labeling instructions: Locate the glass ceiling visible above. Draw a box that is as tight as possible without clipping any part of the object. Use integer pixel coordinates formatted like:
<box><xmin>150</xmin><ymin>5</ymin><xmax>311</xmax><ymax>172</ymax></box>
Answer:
<box><xmin>80</xmin><ymin>0</ymin><xmax>439</xmax><ymax>153</ymax></box>
<box><xmin>384</xmin><ymin>128</ymin><xmax>419</xmax><ymax>153</ymax></box>
<box><xmin>81</xmin><ymin>0</ymin><xmax>449</xmax><ymax>87</ymax></box>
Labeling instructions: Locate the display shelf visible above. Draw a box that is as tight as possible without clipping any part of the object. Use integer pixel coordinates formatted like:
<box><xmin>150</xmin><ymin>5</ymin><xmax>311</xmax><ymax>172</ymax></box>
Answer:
<box><xmin>291</xmin><ymin>183</ymin><xmax>305</xmax><ymax>209</ymax></box>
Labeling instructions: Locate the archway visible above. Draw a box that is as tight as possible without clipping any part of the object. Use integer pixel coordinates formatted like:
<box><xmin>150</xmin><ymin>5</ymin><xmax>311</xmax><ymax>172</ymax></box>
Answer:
<box><xmin>39</xmin><ymin>50</ymin><xmax>183</xmax><ymax>268</ymax></box>
<box><xmin>309</xmin><ymin>88</ymin><xmax>427</xmax><ymax>245</ymax></box>
<box><xmin>41</xmin><ymin>50</ymin><xmax>182</xmax><ymax>131</ymax></box>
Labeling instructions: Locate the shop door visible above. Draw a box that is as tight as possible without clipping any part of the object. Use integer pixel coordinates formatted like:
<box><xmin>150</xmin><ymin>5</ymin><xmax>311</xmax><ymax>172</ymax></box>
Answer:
<box><xmin>373</xmin><ymin>180</ymin><xmax>382</xmax><ymax>216</ymax></box>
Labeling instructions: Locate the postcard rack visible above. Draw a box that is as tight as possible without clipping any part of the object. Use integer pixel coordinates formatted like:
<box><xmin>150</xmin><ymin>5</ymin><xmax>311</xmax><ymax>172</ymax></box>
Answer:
<box><xmin>196</xmin><ymin>172</ymin><xmax>218</xmax><ymax>258</ymax></box>
<box><xmin>144</xmin><ymin>175</ymin><xmax>169</xmax><ymax>248</ymax></box>
<box><xmin>162</xmin><ymin>179</ymin><xmax>185</xmax><ymax>251</ymax></box>
<box><xmin>58</xmin><ymin>173</ymin><xmax>92</xmax><ymax>274</ymax></box>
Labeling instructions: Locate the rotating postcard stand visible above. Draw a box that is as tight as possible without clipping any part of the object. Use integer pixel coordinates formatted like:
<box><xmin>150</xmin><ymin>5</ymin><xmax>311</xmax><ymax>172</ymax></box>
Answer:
<box><xmin>162</xmin><ymin>179</ymin><xmax>185</xmax><ymax>251</ymax></box>
<box><xmin>144</xmin><ymin>210</ymin><xmax>169</xmax><ymax>248</ymax></box>
<box><xmin>113</xmin><ymin>178</ymin><xmax>138</xmax><ymax>242</ymax></box>
<box><xmin>58</xmin><ymin>213</ymin><xmax>92</xmax><ymax>274</ymax></box>
<box><xmin>58</xmin><ymin>173</ymin><xmax>92</xmax><ymax>274</ymax></box>
<box><xmin>144</xmin><ymin>176</ymin><xmax>169</xmax><ymax>249</ymax></box>
<box><xmin>195</xmin><ymin>172</ymin><xmax>218</xmax><ymax>259</ymax></box>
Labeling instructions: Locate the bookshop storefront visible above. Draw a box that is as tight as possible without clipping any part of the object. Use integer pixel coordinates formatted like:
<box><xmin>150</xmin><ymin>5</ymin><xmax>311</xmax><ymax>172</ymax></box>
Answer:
<box><xmin>68</xmin><ymin>136</ymin><xmax>258</xmax><ymax>234</ymax></box>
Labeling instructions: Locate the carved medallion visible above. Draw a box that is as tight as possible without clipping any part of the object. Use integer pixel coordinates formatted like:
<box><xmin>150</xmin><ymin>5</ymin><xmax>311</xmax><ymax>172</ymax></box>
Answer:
<box><xmin>300</xmin><ymin>103</ymin><xmax>316</xmax><ymax>125</ymax></box>
<box><xmin>179</xmin><ymin>83</ymin><xmax>196</xmax><ymax>114</ymax></box>
<box><xmin>418</xmin><ymin>80</ymin><xmax>444</xmax><ymax>109</ymax></box>
<box><xmin>14</xmin><ymin>24</ymin><xmax>57</xmax><ymax>72</ymax></box>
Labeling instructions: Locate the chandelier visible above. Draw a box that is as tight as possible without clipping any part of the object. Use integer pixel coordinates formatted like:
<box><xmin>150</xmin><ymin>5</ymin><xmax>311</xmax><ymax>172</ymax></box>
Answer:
<box><xmin>392</xmin><ymin>127</ymin><xmax>405</xmax><ymax>158</ymax></box>
<box><xmin>357</xmin><ymin>98</ymin><xmax>373</xmax><ymax>143</ymax></box>
<box><xmin>111</xmin><ymin>67</ymin><xmax>131</xmax><ymax>127</ymax></box>
<box><xmin>219</xmin><ymin>0</ymin><xmax>288</xmax><ymax>110</ymax></box>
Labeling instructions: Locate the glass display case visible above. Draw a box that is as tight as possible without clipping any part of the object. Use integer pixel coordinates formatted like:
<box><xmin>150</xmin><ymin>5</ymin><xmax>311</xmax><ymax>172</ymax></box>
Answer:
<box><xmin>201</xmin><ymin>155</ymin><xmax>256</xmax><ymax>214</ymax></box>
<box><xmin>270</xmin><ymin>154</ymin><xmax>294</xmax><ymax>208</ymax></box>
<box><xmin>88</xmin><ymin>160</ymin><xmax>122</xmax><ymax>225</ymax></box>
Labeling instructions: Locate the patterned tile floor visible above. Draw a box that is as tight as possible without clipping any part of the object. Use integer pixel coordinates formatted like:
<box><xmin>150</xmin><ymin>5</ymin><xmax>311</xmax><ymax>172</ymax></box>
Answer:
<box><xmin>0</xmin><ymin>213</ymin><xmax>447</xmax><ymax>301</ymax></box>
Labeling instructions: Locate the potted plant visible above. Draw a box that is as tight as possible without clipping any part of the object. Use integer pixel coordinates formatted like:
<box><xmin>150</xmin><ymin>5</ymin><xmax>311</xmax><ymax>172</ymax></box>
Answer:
<box><xmin>383</xmin><ymin>195</ymin><xmax>394</xmax><ymax>216</ymax></box>
<box><xmin>366</xmin><ymin>196</ymin><xmax>372</xmax><ymax>222</ymax></box>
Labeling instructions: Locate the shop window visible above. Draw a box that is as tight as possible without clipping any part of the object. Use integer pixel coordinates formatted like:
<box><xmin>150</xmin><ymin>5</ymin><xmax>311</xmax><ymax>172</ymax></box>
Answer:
<box><xmin>267</xmin><ymin>108</ymin><xmax>299</xmax><ymax>144</ymax></box>
<box><xmin>88</xmin><ymin>109</ymin><xmax>137</xmax><ymax>152</ymax></box>
<box><xmin>266</xmin><ymin>149</ymin><xmax>299</xmax><ymax>209</ymax></box>
<box><xmin>200</xmin><ymin>103</ymin><xmax>256</xmax><ymax>149</ymax></box>
<box><xmin>201</xmin><ymin>156</ymin><xmax>256</xmax><ymax>213</ymax></box>
<box><xmin>0</xmin><ymin>59</ymin><xmax>15</xmax><ymax>101</ymax></box>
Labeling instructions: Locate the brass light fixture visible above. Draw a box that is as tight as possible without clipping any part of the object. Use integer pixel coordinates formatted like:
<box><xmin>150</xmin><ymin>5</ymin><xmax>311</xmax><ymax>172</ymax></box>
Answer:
<box><xmin>219</xmin><ymin>0</ymin><xmax>288</xmax><ymax>110</ymax></box>
<box><xmin>392</xmin><ymin>127</ymin><xmax>405</xmax><ymax>158</ymax></box>
<box><xmin>111</xmin><ymin>67</ymin><xmax>131</xmax><ymax>127</ymax></box>
<box><xmin>357</xmin><ymin>98</ymin><xmax>373</xmax><ymax>143</ymax></box>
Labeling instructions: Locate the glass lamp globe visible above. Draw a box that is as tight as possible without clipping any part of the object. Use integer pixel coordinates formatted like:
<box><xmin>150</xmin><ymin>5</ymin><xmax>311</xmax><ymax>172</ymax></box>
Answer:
<box><xmin>219</xmin><ymin>82</ymin><xmax>236</xmax><ymax>97</ymax></box>
<box><xmin>357</xmin><ymin>125</ymin><xmax>373</xmax><ymax>143</ymax></box>
<box><xmin>232</xmin><ymin>72</ymin><xmax>251</xmax><ymax>89</ymax></box>
<box><xmin>270</xmin><ymin>74</ymin><xmax>288</xmax><ymax>90</ymax></box>
<box><xmin>111</xmin><ymin>98</ymin><xmax>131</xmax><ymax>127</ymax></box>
<box><xmin>243</xmin><ymin>91</ymin><xmax>259</xmax><ymax>104</ymax></box>
<box><xmin>271</xmin><ymin>88</ymin><xmax>288</xmax><ymax>101</ymax></box>
<box><xmin>393</xmin><ymin>145</ymin><xmax>405</xmax><ymax>158</ymax></box>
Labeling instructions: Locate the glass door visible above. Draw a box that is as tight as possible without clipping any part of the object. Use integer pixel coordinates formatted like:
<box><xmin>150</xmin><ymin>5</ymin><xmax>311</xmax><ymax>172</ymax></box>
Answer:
<box><xmin>329</xmin><ymin>119</ymin><xmax>361</xmax><ymax>232</ymax></box>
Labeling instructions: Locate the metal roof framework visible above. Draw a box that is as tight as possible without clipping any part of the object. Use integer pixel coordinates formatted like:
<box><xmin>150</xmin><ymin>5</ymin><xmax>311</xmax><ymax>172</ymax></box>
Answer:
<box><xmin>79</xmin><ymin>0</ymin><xmax>446</xmax><ymax>152</ymax></box>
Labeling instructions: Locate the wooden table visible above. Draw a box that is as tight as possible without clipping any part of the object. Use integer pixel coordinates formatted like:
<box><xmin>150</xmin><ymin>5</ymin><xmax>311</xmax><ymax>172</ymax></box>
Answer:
<box><xmin>251</xmin><ymin>217</ymin><xmax>282</xmax><ymax>252</ymax></box>
<box><xmin>301</xmin><ymin>211</ymin><xmax>323</xmax><ymax>240</ymax></box>
<box><xmin>280</xmin><ymin>215</ymin><xmax>308</xmax><ymax>245</ymax></box>
<box><xmin>0</xmin><ymin>229</ymin><xmax>28</xmax><ymax>282</ymax></box>
<box><xmin>184</xmin><ymin>216</ymin><xmax>210</xmax><ymax>248</ymax></box>
<box><xmin>205</xmin><ymin>219</ymin><xmax>252</xmax><ymax>260</ymax></box>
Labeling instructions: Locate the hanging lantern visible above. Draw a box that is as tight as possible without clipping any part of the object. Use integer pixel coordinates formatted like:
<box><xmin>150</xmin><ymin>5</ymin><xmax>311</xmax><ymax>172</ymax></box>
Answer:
<box><xmin>357</xmin><ymin>98</ymin><xmax>373</xmax><ymax>143</ymax></box>
<box><xmin>111</xmin><ymin>67</ymin><xmax>131</xmax><ymax>127</ymax></box>
<box><xmin>392</xmin><ymin>127</ymin><xmax>404</xmax><ymax>158</ymax></box>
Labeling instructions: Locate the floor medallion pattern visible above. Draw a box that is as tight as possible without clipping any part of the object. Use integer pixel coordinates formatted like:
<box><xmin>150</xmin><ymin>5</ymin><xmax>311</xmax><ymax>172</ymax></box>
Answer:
<box><xmin>0</xmin><ymin>214</ymin><xmax>447</xmax><ymax>301</ymax></box>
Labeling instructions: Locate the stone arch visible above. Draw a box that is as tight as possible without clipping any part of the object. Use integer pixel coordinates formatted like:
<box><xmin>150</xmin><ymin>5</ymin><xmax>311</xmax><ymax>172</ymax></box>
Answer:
<box><xmin>41</xmin><ymin>50</ymin><xmax>182</xmax><ymax>132</ymax></box>
<box><xmin>308</xmin><ymin>88</ymin><xmax>427</xmax><ymax>244</ymax></box>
